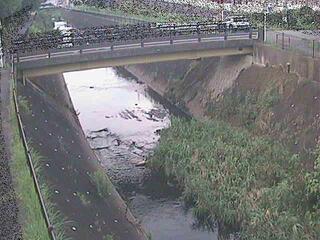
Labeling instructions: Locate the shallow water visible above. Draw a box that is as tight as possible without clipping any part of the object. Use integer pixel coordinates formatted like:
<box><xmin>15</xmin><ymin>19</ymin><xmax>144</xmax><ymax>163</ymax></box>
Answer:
<box><xmin>64</xmin><ymin>67</ymin><xmax>218</xmax><ymax>240</ymax></box>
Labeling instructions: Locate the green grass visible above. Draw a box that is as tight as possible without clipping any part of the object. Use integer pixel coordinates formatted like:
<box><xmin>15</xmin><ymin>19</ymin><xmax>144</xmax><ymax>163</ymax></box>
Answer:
<box><xmin>73</xmin><ymin>5</ymin><xmax>157</xmax><ymax>23</ymax></box>
<box><xmin>77</xmin><ymin>192</ymin><xmax>91</xmax><ymax>205</ymax></box>
<box><xmin>29</xmin><ymin>9</ymin><xmax>63</xmax><ymax>33</ymax></box>
<box><xmin>103</xmin><ymin>234</ymin><xmax>114</xmax><ymax>240</ymax></box>
<box><xmin>11</xmin><ymin>110</ymin><xmax>51</xmax><ymax>240</ymax></box>
<box><xmin>207</xmin><ymin>85</ymin><xmax>280</xmax><ymax>130</ymax></box>
<box><xmin>73</xmin><ymin>3</ymin><xmax>205</xmax><ymax>23</ymax></box>
<box><xmin>17</xmin><ymin>96</ymin><xmax>31</xmax><ymax>114</ymax></box>
<box><xmin>150</xmin><ymin>117</ymin><xmax>320</xmax><ymax>239</ymax></box>
<box><xmin>10</xmin><ymin>80</ymin><xmax>68</xmax><ymax>239</ymax></box>
<box><xmin>29</xmin><ymin>149</ymin><xmax>69</xmax><ymax>240</ymax></box>
<box><xmin>89</xmin><ymin>169</ymin><xmax>112</xmax><ymax>199</ymax></box>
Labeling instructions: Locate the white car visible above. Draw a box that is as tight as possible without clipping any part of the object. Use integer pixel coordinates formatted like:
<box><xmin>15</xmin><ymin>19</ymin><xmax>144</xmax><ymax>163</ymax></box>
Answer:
<box><xmin>54</xmin><ymin>21</ymin><xmax>74</xmax><ymax>48</ymax></box>
<box><xmin>224</xmin><ymin>16</ymin><xmax>250</xmax><ymax>30</ymax></box>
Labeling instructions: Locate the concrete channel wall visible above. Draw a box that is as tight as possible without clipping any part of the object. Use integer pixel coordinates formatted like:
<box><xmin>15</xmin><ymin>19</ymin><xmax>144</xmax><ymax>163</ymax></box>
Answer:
<box><xmin>17</xmin><ymin>74</ymin><xmax>148</xmax><ymax>239</ymax></box>
<box><xmin>253</xmin><ymin>42</ymin><xmax>320</xmax><ymax>83</ymax></box>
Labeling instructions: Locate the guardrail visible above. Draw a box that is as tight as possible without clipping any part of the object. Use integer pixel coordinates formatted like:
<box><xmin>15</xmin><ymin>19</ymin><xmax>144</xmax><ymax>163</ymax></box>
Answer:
<box><xmin>11</xmin><ymin>57</ymin><xmax>57</xmax><ymax>240</ymax></box>
<box><xmin>266</xmin><ymin>31</ymin><xmax>320</xmax><ymax>58</ymax></box>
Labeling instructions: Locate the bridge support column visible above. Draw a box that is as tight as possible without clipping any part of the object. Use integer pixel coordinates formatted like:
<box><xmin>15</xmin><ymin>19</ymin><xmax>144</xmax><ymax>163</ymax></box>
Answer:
<box><xmin>312</xmin><ymin>40</ymin><xmax>316</xmax><ymax>58</ymax></box>
<box><xmin>22</xmin><ymin>74</ymin><xmax>26</xmax><ymax>86</ymax></box>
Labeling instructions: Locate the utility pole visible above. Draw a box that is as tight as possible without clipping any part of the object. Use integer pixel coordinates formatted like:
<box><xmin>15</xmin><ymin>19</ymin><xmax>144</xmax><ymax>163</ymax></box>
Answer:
<box><xmin>263</xmin><ymin>2</ymin><xmax>267</xmax><ymax>42</ymax></box>
<box><xmin>0</xmin><ymin>19</ymin><xmax>4</xmax><ymax>68</ymax></box>
<box><xmin>263</xmin><ymin>0</ymin><xmax>271</xmax><ymax>42</ymax></box>
<box><xmin>283</xmin><ymin>0</ymin><xmax>289</xmax><ymax>29</ymax></box>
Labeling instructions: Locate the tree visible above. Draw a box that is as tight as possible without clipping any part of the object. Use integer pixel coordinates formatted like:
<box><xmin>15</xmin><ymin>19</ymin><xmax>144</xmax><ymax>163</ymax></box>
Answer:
<box><xmin>287</xmin><ymin>9</ymin><xmax>298</xmax><ymax>29</ymax></box>
<box><xmin>298</xmin><ymin>5</ymin><xmax>315</xmax><ymax>27</ymax></box>
<box><xmin>0</xmin><ymin>0</ymin><xmax>40</xmax><ymax>19</ymax></box>
<box><xmin>0</xmin><ymin>0</ymin><xmax>23</xmax><ymax>19</ymax></box>
<box><xmin>314</xmin><ymin>10</ymin><xmax>320</xmax><ymax>28</ymax></box>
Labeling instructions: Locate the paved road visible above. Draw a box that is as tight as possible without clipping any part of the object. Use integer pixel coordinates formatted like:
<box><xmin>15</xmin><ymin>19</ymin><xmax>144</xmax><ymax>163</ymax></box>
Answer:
<box><xmin>17</xmin><ymin>31</ymin><xmax>258</xmax><ymax>63</ymax></box>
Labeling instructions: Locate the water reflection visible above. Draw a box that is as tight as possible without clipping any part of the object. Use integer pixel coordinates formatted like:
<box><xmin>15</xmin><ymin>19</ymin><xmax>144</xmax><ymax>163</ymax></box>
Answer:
<box><xmin>64</xmin><ymin>68</ymin><xmax>218</xmax><ymax>240</ymax></box>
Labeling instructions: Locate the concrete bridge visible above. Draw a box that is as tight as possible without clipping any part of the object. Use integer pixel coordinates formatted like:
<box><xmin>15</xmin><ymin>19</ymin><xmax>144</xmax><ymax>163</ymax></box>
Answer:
<box><xmin>15</xmin><ymin>31</ymin><xmax>260</xmax><ymax>78</ymax></box>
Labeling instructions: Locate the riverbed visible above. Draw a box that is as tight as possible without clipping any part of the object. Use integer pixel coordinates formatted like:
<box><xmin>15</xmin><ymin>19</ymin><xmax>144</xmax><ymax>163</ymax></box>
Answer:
<box><xmin>64</xmin><ymin>67</ymin><xmax>218</xmax><ymax>240</ymax></box>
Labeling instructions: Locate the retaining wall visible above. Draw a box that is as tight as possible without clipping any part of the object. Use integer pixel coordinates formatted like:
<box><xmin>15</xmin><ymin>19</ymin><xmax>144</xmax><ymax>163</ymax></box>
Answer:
<box><xmin>253</xmin><ymin>42</ymin><xmax>320</xmax><ymax>83</ymax></box>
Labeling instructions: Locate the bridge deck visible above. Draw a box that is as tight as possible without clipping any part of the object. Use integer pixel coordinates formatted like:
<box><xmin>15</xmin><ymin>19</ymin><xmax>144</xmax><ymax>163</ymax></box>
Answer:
<box><xmin>16</xmin><ymin>32</ymin><xmax>258</xmax><ymax>78</ymax></box>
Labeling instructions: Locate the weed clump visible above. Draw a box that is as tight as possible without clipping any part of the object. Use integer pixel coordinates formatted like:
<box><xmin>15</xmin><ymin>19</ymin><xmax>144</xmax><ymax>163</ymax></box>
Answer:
<box><xmin>150</xmin><ymin>117</ymin><xmax>320</xmax><ymax>239</ymax></box>
<box><xmin>90</xmin><ymin>169</ymin><xmax>112</xmax><ymax>199</ymax></box>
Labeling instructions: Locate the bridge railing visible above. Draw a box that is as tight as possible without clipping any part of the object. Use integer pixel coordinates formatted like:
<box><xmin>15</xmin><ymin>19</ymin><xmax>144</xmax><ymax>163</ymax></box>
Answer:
<box><xmin>14</xmin><ymin>29</ymin><xmax>259</xmax><ymax>60</ymax></box>
<box><xmin>266</xmin><ymin>31</ymin><xmax>320</xmax><ymax>59</ymax></box>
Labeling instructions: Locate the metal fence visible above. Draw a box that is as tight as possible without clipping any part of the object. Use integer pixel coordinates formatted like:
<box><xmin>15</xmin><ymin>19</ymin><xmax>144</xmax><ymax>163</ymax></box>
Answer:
<box><xmin>266</xmin><ymin>31</ymin><xmax>320</xmax><ymax>58</ymax></box>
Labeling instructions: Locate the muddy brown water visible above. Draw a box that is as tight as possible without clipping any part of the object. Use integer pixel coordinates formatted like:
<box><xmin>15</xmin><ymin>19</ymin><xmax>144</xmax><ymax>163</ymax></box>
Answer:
<box><xmin>64</xmin><ymin>67</ymin><xmax>218</xmax><ymax>240</ymax></box>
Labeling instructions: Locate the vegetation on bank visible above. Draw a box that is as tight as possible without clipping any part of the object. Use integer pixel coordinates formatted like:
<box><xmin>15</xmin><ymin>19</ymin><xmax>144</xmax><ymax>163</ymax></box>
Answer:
<box><xmin>72</xmin><ymin>2</ymin><xmax>204</xmax><ymax>23</ymax></box>
<box><xmin>11</xmin><ymin>117</ymin><xmax>50</xmax><ymax>240</ymax></box>
<box><xmin>250</xmin><ymin>6</ymin><xmax>320</xmax><ymax>30</ymax></box>
<box><xmin>73</xmin><ymin>3</ymin><xmax>319</xmax><ymax>30</ymax></box>
<box><xmin>29</xmin><ymin>9</ymin><xmax>63</xmax><ymax>33</ymax></box>
<box><xmin>0</xmin><ymin>0</ymin><xmax>39</xmax><ymax>19</ymax></box>
<box><xmin>72</xmin><ymin>4</ymin><xmax>157</xmax><ymax>22</ymax></box>
<box><xmin>150</xmin><ymin>118</ymin><xmax>320</xmax><ymax>239</ymax></box>
<box><xmin>207</xmin><ymin>82</ymin><xmax>281</xmax><ymax>131</ymax></box>
<box><xmin>11</xmin><ymin>88</ymin><xmax>68</xmax><ymax>240</ymax></box>
<box><xmin>89</xmin><ymin>168</ymin><xmax>112</xmax><ymax>199</ymax></box>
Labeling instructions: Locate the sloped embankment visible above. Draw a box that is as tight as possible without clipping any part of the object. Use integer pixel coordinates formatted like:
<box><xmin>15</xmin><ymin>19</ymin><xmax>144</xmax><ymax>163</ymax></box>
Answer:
<box><xmin>125</xmin><ymin>52</ymin><xmax>320</xmax><ymax>239</ymax></box>
<box><xmin>125</xmin><ymin>56</ymin><xmax>320</xmax><ymax>153</ymax></box>
<box><xmin>17</xmin><ymin>75</ymin><xmax>147</xmax><ymax>240</ymax></box>
<box><xmin>125</xmin><ymin>55</ymin><xmax>253</xmax><ymax>118</ymax></box>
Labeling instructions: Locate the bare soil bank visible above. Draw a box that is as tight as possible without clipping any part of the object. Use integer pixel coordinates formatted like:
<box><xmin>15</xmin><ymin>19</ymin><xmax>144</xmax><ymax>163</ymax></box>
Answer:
<box><xmin>125</xmin><ymin>55</ymin><xmax>253</xmax><ymax>118</ymax></box>
<box><xmin>18</xmin><ymin>75</ymin><xmax>147</xmax><ymax>240</ymax></box>
<box><xmin>125</xmin><ymin>56</ymin><xmax>320</xmax><ymax>154</ymax></box>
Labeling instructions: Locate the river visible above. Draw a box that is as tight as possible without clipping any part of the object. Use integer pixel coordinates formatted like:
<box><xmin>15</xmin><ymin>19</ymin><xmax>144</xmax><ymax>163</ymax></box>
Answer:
<box><xmin>64</xmin><ymin>67</ymin><xmax>218</xmax><ymax>240</ymax></box>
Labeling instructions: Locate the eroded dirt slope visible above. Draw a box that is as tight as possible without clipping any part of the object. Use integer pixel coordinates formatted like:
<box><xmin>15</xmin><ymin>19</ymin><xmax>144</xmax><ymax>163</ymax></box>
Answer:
<box><xmin>126</xmin><ymin>56</ymin><xmax>320</xmax><ymax>156</ymax></box>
